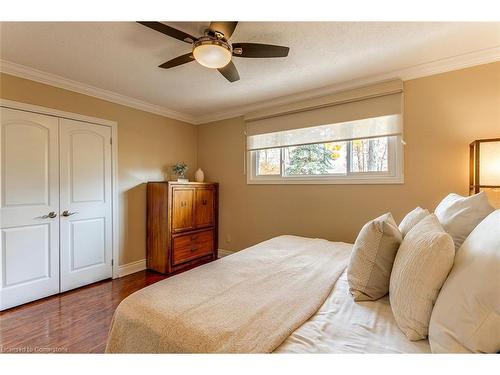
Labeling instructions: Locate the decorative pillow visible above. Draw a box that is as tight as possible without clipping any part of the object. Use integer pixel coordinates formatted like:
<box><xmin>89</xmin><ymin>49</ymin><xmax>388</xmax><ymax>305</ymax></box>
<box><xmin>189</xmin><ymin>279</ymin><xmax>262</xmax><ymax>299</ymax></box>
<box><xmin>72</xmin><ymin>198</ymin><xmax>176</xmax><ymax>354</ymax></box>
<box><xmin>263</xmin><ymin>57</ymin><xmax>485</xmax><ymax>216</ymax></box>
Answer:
<box><xmin>347</xmin><ymin>213</ymin><xmax>402</xmax><ymax>301</ymax></box>
<box><xmin>434</xmin><ymin>192</ymin><xmax>494</xmax><ymax>249</ymax></box>
<box><xmin>399</xmin><ymin>207</ymin><xmax>430</xmax><ymax>237</ymax></box>
<box><xmin>389</xmin><ymin>214</ymin><xmax>455</xmax><ymax>341</ymax></box>
<box><xmin>429</xmin><ymin>210</ymin><xmax>500</xmax><ymax>353</ymax></box>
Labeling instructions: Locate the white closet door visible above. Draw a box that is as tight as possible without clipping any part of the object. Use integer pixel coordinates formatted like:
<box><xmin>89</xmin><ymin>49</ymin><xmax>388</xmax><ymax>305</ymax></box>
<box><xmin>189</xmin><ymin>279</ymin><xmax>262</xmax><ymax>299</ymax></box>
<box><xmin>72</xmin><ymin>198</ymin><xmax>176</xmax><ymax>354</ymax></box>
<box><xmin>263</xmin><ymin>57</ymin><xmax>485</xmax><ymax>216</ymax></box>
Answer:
<box><xmin>59</xmin><ymin>118</ymin><xmax>112</xmax><ymax>292</ymax></box>
<box><xmin>0</xmin><ymin>108</ymin><xmax>60</xmax><ymax>310</ymax></box>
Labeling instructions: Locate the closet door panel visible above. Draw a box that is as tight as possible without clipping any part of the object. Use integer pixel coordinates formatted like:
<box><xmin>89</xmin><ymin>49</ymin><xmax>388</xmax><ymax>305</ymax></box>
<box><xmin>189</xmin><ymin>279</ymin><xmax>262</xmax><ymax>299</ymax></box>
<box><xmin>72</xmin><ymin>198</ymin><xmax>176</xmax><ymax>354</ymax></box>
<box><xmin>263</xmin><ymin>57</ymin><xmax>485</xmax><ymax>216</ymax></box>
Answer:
<box><xmin>0</xmin><ymin>108</ymin><xmax>60</xmax><ymax>310</ymax></box>
<box><xmin>59</xmin><ymin>118</ymin><xmax>112</xmax><ymax>292</ymax></box>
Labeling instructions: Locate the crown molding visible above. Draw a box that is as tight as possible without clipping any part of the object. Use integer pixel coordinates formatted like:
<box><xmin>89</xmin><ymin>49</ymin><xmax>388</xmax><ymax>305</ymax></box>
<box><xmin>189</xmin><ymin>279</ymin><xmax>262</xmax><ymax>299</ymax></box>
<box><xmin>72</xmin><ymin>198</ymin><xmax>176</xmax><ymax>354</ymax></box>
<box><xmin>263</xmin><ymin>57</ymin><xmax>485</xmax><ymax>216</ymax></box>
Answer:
<box><xmin>0</xmin><ymin>59</ymin><xmax>197</xmax><ymax>124</ymax></box>
<box><xmin>2</xmin><ymin>45</ymin><xmax>499</xmax><ymax>126</ymax></box>
<box><xmin>194</xmin><ymin>46</ymin><xmax>500</xmax><ymax>124</ymax></box>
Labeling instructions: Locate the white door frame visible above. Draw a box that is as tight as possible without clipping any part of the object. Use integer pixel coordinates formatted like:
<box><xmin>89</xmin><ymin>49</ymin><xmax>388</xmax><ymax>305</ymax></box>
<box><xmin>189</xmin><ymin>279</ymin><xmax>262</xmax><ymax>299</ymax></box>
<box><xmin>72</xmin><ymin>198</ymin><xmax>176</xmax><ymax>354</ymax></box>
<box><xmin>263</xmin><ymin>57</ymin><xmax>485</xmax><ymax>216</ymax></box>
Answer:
<box><xmin>0</xmin><ymin>99</ymin><xmax>120</xmax><ymax>279</ymax></box>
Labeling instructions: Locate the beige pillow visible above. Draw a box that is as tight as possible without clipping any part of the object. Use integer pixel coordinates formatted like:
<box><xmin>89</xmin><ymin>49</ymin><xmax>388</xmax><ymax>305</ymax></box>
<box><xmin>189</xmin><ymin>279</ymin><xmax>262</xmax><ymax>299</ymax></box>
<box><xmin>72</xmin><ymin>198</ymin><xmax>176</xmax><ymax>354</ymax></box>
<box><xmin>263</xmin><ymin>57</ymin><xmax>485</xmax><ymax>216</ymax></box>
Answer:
<box><xmin>347</xmin><ymin>213</ymin><xmax>402</xmax><ymax>301</ymax></box>
<box><xmin>399</xmin><ymin>207</ymin><xmax>429</xmax><ymax>237</ymax></box>
<box><xmin>434</xmin><ymin>192</ymin><xmax>494</xmax><ymax>249</ymax></box>
<box><xmin>389</xmin><ymin>214</ymin><xmax>455</xmax><ymax>341</ymax></box>
<box><xmin>429</xmin><ymin>210</ymin><xmax>500</xmax><ymax>353</ymax></box>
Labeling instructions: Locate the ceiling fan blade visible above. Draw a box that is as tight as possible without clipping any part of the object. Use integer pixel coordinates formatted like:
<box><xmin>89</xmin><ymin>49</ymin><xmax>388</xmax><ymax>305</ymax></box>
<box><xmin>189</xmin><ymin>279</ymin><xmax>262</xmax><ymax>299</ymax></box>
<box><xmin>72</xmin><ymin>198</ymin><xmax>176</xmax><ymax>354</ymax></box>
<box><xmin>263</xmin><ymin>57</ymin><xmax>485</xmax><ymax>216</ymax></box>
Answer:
<box><xmin>159</xmin><ymin>53</ymin><xmax>195</xmax><ymax>69</ymax></box>
<box><xmin>137</xmin><ymin>21</ymin><xmax>196</xmax><ymax>44</ymax></box>
<box><xmin>232</xmin><ymin>43</ymin><xmax>290</xmax><ymax>58</ymax></box>
<box><xmin>209</xmin><ymin>22</ymin><xmax>238</xmax><ymax>40</ymax></box>
<box><xmin>218</xmin><ymin>61</ymin><xmax>240</xmax><ymax>82</ymax></box>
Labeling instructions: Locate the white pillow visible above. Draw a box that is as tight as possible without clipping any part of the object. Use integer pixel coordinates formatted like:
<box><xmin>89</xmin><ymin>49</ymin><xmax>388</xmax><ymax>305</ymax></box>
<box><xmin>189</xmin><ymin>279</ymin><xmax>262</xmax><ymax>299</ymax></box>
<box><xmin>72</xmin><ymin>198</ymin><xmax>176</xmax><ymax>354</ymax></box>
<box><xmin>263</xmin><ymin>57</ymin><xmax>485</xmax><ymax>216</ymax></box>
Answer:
<box><xmin>429</xmin><ymin>210</ymin><xmax>500</xmax><ymax>353</ymax></box>
<box><xmin>399</xmin><ymin>207</ymin><xmax>430</xmax><ymax>237</ymax></box>
<box><xmin>435</xmin><ymin>192</ymin><xmax>494</xmax><ymax>249</ymax></box>
<box><xmin>389</xmin><ymin>214</ymin><xmax>455</xmax><ymax>341</ymax></box>
<box><xmin>347</xmin><ymin>213</ymin><xmax>402</xmax><ymax>301</ymax></box>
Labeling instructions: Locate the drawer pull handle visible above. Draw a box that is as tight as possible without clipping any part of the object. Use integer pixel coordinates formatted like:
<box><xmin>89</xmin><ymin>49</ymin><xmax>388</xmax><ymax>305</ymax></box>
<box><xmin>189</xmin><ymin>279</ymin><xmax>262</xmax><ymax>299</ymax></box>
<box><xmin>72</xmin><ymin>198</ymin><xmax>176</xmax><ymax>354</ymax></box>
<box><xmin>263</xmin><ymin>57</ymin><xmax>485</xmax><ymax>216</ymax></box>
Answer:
<box><xmin>190</xmin><ymin>248</ymin><xmax>199</xmax><ymax>252</ymax></box>
<box><xmin>202</xmin><ymin>199</ymin><xmax>208</xmax><ymax>205</ymax></box>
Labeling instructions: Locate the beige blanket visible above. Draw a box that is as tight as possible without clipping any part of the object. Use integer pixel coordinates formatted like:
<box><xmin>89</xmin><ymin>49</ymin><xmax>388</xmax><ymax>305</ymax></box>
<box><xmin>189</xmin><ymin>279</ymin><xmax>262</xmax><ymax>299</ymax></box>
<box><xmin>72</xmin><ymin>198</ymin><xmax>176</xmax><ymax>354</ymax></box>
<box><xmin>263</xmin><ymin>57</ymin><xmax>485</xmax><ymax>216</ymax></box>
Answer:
<box><xmin>106</xmin><ymin>235</ymin><xmax>351</xmax><ymax>353</ymax></box>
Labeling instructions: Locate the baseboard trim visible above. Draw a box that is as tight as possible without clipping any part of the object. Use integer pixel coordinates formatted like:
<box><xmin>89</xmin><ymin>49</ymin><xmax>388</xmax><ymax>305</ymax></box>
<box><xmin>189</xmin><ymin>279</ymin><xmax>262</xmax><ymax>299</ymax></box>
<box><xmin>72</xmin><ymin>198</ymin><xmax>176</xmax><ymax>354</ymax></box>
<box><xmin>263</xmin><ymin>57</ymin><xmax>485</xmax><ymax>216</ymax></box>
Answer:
<box><xmin>218</xmin><ymin>249</ymin><xmax>236</xmax><ymax>258</ymax></box>
<box><xmin>117</xmin><ymin>252</ymin><xmax>235</xmax><ymax>277</ymax></box>
<box><xmin>117</xmin><ymin>259</ymin><xmax>147</xmax><ymax>278</ymax></box>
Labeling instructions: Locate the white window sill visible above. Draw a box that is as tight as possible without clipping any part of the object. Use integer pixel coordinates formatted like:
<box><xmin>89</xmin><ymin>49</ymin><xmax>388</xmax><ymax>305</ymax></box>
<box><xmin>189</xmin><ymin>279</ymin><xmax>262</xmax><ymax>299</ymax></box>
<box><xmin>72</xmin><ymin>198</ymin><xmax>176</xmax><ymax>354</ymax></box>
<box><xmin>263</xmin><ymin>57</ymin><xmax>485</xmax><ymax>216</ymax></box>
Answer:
<box><xmin>246</xmin><ymin>176</ymin><xmax>404</xmax><ymax>185</ymax></box>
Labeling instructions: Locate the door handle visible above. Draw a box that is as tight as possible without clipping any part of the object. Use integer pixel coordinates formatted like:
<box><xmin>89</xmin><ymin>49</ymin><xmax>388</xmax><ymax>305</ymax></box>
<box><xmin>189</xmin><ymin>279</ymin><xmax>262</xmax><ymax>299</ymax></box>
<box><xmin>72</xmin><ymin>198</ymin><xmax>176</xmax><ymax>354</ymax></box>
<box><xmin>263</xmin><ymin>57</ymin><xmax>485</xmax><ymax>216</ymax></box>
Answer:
<box><xmin>62</xmin><ymin>210</ymin><xmax>78</xmax><ymax>217</ymax></box>
<box><xmin>41</xmin><ymin>211</ymin><xmax>57</xmax><ymax>219</ymax></box>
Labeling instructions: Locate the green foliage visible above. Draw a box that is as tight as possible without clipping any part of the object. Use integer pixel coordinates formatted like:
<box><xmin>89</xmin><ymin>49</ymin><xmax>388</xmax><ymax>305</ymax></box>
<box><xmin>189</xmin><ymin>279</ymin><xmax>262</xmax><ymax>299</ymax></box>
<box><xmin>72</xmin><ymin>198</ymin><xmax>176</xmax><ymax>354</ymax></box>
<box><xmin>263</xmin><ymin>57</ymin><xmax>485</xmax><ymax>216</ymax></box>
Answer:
<box><xmin>172</xmin><ymin>162</ymin><xmax>188</xmax><ymax>177</ymax></box>
<box><xmin>285</xmin><ymin>143</ymin><xmax>338</xmax><ymax>175</ymax></box>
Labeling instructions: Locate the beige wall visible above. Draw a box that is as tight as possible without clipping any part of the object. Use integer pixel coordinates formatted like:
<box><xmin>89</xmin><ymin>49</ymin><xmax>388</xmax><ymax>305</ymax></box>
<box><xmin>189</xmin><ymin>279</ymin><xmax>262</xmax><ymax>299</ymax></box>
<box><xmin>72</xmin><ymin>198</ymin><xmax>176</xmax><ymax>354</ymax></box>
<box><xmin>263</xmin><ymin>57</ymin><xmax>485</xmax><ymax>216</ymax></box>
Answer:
<box><xmin>1</xmin><ymin>61</ymin><xmax>498</xmax><ymax>261</ymax></box>
<box><xmin>198</xmin><ymin>62</ymin><xmax>500</xmax><ymax>251</ymax></box>
<box><xmin>0</xmin><ymin>73</ymin><xmax>198</xmax><ymax>265</ymax></box>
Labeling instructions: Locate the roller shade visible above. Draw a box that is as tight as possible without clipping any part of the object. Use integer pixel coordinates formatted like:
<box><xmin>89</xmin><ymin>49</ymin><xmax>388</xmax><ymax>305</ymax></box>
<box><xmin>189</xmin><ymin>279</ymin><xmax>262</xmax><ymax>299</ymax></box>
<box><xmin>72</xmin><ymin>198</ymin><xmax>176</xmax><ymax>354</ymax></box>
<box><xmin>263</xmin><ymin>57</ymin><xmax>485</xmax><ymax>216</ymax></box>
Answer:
<box><xmin>247</xmin><ymin>114</ymin><xmax>402</xmax><ymax>151</ymax></box>
<box><xmin>245</xmin><ymin>79</ymin><xmax>403</xmax><ymax>151</ymax></box>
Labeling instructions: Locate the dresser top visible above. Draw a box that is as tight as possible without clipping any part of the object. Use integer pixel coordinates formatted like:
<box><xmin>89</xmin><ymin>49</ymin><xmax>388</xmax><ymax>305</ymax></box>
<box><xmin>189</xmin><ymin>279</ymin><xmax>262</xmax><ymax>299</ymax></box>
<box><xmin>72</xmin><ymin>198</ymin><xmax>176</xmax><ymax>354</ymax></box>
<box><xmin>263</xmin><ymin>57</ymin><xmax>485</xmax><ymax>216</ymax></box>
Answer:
<box><xmin>148</xmin><ymin>181</ymin><xmax>218</xmax><ymax>186</ymax></box>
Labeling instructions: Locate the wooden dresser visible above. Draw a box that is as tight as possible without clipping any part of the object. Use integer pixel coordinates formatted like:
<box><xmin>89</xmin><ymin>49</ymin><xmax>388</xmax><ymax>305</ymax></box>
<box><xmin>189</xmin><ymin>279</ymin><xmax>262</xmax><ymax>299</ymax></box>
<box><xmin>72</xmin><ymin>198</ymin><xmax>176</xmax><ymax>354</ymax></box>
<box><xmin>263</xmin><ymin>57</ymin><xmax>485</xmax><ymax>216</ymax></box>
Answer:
<box><xmin>146</xmin><ymin>182</ymin><xmax>218</xmax><ymax>274</ymax></box>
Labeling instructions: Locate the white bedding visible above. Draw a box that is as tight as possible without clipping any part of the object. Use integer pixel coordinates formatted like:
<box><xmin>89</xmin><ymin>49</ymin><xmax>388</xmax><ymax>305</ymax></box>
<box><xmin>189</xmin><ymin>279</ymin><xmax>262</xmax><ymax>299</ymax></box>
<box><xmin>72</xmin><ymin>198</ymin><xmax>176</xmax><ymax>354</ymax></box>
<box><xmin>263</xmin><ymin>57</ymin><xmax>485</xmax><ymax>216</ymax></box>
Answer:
<box><xmin>276</xmin><ymin>269</ymin><xmax>431</xmax><ymax>353</ymax></box>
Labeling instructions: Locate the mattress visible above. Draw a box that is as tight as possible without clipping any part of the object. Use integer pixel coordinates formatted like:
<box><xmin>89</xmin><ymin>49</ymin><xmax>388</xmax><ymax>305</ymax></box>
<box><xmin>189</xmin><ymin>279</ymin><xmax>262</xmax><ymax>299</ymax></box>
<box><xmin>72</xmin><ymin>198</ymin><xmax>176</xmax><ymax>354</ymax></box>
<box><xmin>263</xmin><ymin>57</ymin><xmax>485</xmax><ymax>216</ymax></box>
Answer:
<box><xmin>276</xmin><ymin>270</ymin><xmax>431</xmax><ymax>353</ymax></box>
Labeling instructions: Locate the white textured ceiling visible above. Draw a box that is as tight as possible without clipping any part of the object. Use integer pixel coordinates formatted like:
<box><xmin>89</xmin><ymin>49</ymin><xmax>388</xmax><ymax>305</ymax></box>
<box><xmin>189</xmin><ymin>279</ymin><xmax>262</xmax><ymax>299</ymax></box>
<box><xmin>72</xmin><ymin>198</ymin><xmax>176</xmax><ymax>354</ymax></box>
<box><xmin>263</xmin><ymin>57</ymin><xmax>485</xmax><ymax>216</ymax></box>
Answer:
<box><xmin>1</xmin><ymin>22</ymin><xmax>499</xmax><ymax>121</ymax></box>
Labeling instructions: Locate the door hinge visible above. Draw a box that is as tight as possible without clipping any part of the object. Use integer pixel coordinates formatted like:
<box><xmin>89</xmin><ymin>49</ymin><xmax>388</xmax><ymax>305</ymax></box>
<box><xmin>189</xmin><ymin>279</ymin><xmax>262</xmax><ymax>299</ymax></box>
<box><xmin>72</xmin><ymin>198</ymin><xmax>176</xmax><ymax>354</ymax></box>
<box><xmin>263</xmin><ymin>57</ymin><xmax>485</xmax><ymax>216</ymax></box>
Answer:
<box><xmin>110</xmin><ymin>137</ymin><xmax>112</xmax><ymax>145</ymax></box>
<box><xmin>111</xmin><ymin>259</ymin><xmax>114</xmax><ymax>266</ymax></box>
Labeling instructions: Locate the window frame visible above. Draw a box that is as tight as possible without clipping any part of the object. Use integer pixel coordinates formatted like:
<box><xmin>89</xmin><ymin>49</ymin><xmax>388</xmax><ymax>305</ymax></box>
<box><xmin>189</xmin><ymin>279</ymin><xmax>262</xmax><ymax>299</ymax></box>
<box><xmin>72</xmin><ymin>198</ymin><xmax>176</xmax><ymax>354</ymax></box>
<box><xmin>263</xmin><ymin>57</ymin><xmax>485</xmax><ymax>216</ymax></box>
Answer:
<box><xmin>247</xmin><ymin>135</ymin><xmax>404</xmax><ymax>185</ymax></box>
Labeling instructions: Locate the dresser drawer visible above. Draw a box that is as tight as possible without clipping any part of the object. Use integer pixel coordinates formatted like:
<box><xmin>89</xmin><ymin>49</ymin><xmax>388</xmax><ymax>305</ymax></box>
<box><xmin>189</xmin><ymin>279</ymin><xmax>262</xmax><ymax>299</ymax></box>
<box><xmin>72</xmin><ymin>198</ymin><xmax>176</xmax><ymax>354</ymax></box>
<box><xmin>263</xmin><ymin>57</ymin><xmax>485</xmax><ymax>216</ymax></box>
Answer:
<box><xmin>172</xmin><ymin>230</ymin><xmax>214</xmax><ymax>266</ymax></box>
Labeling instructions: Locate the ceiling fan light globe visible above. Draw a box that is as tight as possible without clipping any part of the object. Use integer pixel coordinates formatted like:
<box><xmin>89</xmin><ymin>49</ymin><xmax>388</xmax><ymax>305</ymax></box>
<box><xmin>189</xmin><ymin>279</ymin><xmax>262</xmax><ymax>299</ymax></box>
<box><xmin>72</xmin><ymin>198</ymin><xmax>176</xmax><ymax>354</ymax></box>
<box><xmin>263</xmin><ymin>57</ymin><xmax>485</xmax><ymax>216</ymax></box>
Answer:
<box><xmin>193</xmin><ymin>41</ymin><xmax>232</xmax><ymax>69</ymax></box>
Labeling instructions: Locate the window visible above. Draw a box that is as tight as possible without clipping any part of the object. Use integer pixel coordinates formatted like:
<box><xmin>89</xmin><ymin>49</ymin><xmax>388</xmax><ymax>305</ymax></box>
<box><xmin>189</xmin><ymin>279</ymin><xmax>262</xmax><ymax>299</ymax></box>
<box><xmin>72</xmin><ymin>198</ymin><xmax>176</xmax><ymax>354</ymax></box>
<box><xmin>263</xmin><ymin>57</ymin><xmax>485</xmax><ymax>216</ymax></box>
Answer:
<box><xmin>257</xmin><ymin>148</ymin><xmax>281</xmax><ymax>175</ymax></box>
<box><xmin>247</xmin><ymin>116</ymin><xmax>404</xmax><ymax>184</ymax></box>
<box><xmin>350</xmin><ymin>137</ymin><xmax>388</xmax><ymax>172</ymax></box>
<box><xmin>246</xmin><ymin>80</ymin><xmax>404</xmax><ymax>184</ymax></box>
<box><xmin>284</xmin><ymin>141</ymin><xmax>348</xmax><ymax>175</ymax></box>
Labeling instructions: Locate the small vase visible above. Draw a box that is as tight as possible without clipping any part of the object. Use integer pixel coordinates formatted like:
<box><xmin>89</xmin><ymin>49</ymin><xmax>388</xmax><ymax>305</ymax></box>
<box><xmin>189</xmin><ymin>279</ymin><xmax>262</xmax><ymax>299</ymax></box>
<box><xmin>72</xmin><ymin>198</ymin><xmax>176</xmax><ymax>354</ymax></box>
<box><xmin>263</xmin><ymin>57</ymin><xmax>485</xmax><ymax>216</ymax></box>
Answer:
<box><xmin>194</xmin><ymin>168</ymin><xmax>205</xmax><ymax>182</ymax></box>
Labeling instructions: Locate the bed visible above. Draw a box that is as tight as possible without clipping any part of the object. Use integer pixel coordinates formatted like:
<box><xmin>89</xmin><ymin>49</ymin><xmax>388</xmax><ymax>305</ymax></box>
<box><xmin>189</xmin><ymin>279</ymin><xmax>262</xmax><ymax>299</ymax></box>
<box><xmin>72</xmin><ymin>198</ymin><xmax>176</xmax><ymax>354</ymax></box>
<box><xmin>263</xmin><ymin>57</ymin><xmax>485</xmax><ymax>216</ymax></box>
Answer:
<box><xmin>276</xmin><ymin>270</ymin><xmax>430</xmax><ymax>353</ymax></box>
<box><xmin>106</xmin><ymin>234</ymin><xmax>429</xmax><ymax>353</ymax></box>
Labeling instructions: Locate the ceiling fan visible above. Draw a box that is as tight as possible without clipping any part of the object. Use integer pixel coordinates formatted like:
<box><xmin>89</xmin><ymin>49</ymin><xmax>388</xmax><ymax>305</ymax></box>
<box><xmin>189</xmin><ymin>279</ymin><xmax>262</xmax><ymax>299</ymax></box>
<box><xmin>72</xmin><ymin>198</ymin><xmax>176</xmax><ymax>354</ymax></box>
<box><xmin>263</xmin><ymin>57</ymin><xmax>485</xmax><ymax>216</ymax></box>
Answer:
<box><xmin>137</xmin><ymin>21</ymin><xmax>290</xmax><ymax>82</ymax></box>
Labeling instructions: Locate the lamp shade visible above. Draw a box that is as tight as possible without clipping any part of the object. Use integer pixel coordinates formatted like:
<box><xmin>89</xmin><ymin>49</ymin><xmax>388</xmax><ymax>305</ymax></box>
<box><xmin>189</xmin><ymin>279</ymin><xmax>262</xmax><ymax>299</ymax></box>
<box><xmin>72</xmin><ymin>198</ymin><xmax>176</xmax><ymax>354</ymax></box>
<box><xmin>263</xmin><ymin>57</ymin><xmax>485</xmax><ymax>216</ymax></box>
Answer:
<box><xmin>193</xmin><ymin>38</ymin><xmax>232</xmax><ymax>69</ymax></box>
<box><xmin>479</xmin><ymin>141</ymin><xmax>500</xmax><ymax>185</ymax></box>
<box><xmin>469</xmin><ymin>138</ymin><xmax>500</xmax><ymax>194</ymax></box>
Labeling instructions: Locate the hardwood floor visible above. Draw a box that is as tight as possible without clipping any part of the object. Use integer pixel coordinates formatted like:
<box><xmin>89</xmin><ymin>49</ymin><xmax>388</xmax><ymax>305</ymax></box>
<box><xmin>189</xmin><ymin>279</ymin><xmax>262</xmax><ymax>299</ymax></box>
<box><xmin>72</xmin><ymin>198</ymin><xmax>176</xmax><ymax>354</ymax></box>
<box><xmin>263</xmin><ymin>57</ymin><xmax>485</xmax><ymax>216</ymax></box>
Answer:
<box><xmin>0</xmin><ymin>270</ymin><xmax>168</xmax><ymax>353</ymax></box>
